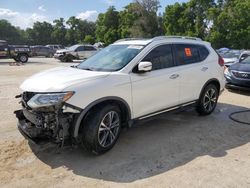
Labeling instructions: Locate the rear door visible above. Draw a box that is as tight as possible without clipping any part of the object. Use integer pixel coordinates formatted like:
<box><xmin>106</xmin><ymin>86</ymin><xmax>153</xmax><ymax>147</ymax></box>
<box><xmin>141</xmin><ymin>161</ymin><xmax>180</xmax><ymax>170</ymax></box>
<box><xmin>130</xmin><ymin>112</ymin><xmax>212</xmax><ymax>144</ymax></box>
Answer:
<box><xmin>173</xmin><ymin>43</ymin><xmax>210</xmax><ymax>103</ymax></box>
<box><xmin>76</xmin><ymin>46</ymin><xmax>86</xmax><ymax>59</ymax></box>
<box><xmin>84</xmin><ymin>46</ymin><xmax>97</xmax><ymax>58</ymax></box>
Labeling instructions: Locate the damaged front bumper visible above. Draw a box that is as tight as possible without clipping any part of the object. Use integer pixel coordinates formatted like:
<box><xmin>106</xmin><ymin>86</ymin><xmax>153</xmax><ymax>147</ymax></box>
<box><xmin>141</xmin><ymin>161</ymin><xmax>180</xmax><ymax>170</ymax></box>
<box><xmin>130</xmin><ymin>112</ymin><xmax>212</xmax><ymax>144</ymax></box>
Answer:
<box><xmin>14</xmin><ymin>92</ymin><xmax>81</xmax><ymax>145</ymax></box>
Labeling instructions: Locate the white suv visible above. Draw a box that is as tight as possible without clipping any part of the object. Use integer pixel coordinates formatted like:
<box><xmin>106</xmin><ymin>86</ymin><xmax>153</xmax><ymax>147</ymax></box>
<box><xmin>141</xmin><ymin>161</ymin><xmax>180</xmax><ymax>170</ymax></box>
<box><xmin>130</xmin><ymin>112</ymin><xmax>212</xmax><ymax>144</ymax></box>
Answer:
<box><xmin>15</xmin><ymin>36</ymin><xmax>225</xmax><ymax>154</ymax></box>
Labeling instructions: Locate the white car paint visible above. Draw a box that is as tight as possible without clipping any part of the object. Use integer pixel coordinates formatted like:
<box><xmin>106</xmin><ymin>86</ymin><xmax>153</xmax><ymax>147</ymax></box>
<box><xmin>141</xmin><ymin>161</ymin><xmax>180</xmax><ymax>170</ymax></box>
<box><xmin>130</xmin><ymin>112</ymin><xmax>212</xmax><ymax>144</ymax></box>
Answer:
<box><xmin>20</xmin><ymin>37</ymin><xmax>225</xmax><ymax>119</ymax></box>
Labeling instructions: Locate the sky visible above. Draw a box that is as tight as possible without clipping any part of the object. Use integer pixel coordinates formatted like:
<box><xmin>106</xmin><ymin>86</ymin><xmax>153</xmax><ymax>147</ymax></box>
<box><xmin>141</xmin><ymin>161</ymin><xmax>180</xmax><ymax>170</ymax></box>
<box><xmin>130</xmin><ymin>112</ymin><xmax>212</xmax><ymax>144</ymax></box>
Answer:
<box><xmin>0</xmin><ymin>0</ymin><xmax>188</xmax><ymax>29</ymax></box>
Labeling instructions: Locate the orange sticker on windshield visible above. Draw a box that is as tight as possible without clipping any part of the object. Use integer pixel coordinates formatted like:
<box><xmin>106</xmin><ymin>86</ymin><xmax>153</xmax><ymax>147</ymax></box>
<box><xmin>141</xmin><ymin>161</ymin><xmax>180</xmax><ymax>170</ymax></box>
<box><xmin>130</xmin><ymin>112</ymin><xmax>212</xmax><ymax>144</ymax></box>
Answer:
<box><xmin>185</xmin><ymin>48</ymin><xmax>192</xmax><ymax>57</ymax></box>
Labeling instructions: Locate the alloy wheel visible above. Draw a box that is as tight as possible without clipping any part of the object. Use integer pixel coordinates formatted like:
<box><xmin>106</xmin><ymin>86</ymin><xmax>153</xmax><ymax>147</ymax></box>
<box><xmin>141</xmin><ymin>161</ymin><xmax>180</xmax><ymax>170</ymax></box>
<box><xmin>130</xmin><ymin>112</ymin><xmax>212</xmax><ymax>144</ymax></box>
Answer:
<box><xmin>203</xmin><ymin>88</ymin><xmax>217</xmax><ymax>112</ymax></box>
<box><xmin>98</xmin><ymin>111</ymin><xmax>120</xmax><ymax>148</ymax></box>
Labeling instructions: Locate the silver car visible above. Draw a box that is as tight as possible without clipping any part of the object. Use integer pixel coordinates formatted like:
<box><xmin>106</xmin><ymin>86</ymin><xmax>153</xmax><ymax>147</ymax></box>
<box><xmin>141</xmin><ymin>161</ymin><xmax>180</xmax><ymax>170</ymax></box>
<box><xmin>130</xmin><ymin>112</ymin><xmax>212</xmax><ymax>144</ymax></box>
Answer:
<box><xmin>54</xmin><ymin>44</ymin><xmax>98</xmax><ymax>62</ymax></box>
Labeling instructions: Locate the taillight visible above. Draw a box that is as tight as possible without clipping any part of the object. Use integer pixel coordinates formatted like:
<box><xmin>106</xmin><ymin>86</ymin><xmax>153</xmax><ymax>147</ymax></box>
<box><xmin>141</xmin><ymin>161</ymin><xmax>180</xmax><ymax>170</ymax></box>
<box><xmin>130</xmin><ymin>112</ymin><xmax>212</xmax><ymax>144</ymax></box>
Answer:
<box><xmin>218</xmin><ymin>56</ymin><xmax>224</xmax><ymax>67</ymax></box>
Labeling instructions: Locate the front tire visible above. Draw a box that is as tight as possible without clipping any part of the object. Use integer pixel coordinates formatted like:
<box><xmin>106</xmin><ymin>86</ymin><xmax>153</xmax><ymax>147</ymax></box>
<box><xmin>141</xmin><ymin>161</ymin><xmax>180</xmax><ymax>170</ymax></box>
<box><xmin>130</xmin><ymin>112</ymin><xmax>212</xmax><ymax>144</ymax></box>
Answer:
<box><xmin>81</xmin><ymin>105</ymin><xmax>122</xmax><ymax>155</ymax></box>
<box><xmin>196</xmin><ymin>84</ymin><xmax>219</xmax><ymax>115</ymax></box>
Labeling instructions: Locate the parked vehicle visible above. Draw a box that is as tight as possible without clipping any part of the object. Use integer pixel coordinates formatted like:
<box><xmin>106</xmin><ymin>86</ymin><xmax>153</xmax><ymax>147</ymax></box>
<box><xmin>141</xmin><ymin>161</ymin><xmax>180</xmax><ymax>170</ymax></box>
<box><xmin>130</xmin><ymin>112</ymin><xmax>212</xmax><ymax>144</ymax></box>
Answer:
<box><xmin>217</xmin><ymin>47</ymin><xmax>230</xmax><ymax>54</ymax></box>
<box><xmin>239</xmin><ymin>51</ymin><xmax>250</xmax><ymax>62</ymax></box>
<box><xmin>220</xmin><ymin>51</ymin><xmax>239</xmax><ymax>67</ymax></box>
<box><xmin>54</xmin><ymin>44</ymin><xmax>98</xmax><ymax>62</ymax></box>
<box><xmin>15</xmin><ymin>36</ymin><xmax>225</xmax><ymax>155</ymax></box>
<box><xmin>30</xmin><ymin>46</ymin><xmax>54</xmax><ymax>57</ymax></box>
<box><xmin>0</xmin><ymin>40</ymin><xmax>30</xmax><ymax>63</ymax></box>
<box><xmin>46</xmin><ymin>44</ymin><xmax>65</xmax><ymax>54</ymax></box>
<box><xmin>225</xmin><ymin>56</ymin><xmax>250</xmax><ymax>91</ymax></box>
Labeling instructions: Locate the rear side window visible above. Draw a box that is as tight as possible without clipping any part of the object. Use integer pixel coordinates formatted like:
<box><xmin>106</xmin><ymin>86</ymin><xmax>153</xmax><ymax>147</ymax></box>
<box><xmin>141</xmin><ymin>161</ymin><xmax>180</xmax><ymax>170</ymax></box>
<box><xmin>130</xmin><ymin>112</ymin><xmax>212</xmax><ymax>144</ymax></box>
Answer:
<box><xmin>77</xmin><ymin>46</ymin><xmax>85</xmax><ymax>51</ymax></box>
<box><xmin>85</xmin><ymin>46</ymin><xmax>96</xmax><ymax>51</ymax></box>
<box><xmin>174</xmin><ymin>44</ymin><xmax>209</xmax><ymax>65</ymax></box>
<box><xmin>198</xmin><ymin>45</ymin><xmax>209</xmax><ymax>61</ymax></box>
<box><xmin>142</xmin><ymin>44</ymin><xmax>174</xmax><ymax>70</ymax></box>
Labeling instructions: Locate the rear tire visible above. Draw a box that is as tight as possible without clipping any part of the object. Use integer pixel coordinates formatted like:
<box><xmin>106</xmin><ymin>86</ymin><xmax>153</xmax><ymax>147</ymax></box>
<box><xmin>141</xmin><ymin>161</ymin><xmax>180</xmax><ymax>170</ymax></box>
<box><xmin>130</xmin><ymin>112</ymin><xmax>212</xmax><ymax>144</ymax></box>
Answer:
<box><xmin>18</xmin><ymin>54</ymin><xmax>28</xmax><ymax>63</ymax></box>
<box><xmin>196</xmin><ymin>84</ymin><xmax>219</xmax><ymax>115</ymax></box>
<box><xmin>81</xmin><ymin>105</ymin><xmax>122</xmax><ymax>155</ymax></box>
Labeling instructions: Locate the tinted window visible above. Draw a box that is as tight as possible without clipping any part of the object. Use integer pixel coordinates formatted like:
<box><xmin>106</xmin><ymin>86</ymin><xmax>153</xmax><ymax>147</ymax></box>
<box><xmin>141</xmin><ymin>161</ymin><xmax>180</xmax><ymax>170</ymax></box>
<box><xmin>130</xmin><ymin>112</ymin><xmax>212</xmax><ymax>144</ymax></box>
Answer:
<box><xmin>198</xmin><ymin>46</ymin><xmax>209</xmax><ymax>61</ymax></box>
<box><xmin>85</xmin><ymin>46</ymin><xmax>96</xmax><ymax>51</ymax></box>
<box><xmin>240</xmin><ymin>54</ymin><xmax>249</xmax><ymax>62</ymax></box>
<box><xmin>142</xmin><ymin>44</ymin><xmax>174</xmax><ymax>70</ymax></box>
<box><xmin>174</xmin><ymin>44</ymin><xmax>200</xmax><ymax>65</ymax></box>
<box><xmin>77</xmin><ymin>46</ymin><xmax>84</xmax><ymax>51</ymax></box>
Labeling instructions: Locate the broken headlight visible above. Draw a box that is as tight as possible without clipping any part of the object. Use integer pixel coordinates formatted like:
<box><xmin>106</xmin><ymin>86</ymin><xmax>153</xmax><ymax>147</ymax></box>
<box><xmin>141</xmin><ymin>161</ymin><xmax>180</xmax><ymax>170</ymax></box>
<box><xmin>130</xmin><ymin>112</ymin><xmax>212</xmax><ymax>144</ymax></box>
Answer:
<box><xmin>27</xmin><ymin>91</ymin><xmax>74</xmax><ymax>108</ymax></box>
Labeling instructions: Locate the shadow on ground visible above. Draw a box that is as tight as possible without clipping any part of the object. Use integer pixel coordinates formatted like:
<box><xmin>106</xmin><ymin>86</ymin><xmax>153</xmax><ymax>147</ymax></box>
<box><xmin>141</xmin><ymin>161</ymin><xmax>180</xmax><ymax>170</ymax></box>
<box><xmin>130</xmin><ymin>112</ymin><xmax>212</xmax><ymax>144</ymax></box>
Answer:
<box><xmin>227</xmin><ymin>88</ymin><xmax>250</xmax><ymax>96</ymax></box>
<box><xmin>30</xmin><ymin>103</ymin><xmax>250</xmax><ymax>183</ymax></box>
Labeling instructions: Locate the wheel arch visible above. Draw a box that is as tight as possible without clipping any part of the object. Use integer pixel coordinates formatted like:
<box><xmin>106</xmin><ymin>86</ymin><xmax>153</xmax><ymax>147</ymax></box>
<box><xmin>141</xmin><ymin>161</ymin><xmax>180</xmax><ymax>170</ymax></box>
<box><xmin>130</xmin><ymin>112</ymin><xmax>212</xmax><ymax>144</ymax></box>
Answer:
<box><xmin>199</xmin><ymin>78</ymin><xmax>221</xmax><ymax>99</ymax></box>
<box><xmin>73</xmin><ymin>96</ymin><xmax>132</xmax><ymax>138</ymax></box>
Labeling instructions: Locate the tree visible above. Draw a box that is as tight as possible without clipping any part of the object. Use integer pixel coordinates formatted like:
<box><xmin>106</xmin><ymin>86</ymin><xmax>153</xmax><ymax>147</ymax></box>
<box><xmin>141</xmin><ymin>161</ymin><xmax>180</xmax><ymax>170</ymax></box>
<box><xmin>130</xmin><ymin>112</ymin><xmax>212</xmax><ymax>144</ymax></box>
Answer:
<box><xmin>26</xmin><ymin>21</ymin><xmax>53</xmax><ymax>45</ymax></box>
<box><xmin>0</xmin><ymin>19</ymin><xmax>26</xmax><ymax>44</ymax></box>
<box><xmin>84</xmin><ymin>35</ymin><xmax>95</xmax><ymax>44</ymax></box>
<box><xmin>130</xmin><ymin>0</ymin><xmax>161</xmax><ymax>37</ymax></box>
<box><xmin>118</xmin><ymin>3</ymin><xmax>140</xmax><ymax>38</ymax></box>
<box><xmin>52</xmin><ymin>18</ymin><xmax>67</xmax><ymax>45</ymax></box>
<box><xmin>95</xmin><ymin>6</ymin><xmax>120</xmax><ymax>44</ymax></box>
<box><xmin>207</xmin><ymin>0</ymin><xmax>250</xmax><ymax>49</ymax></box>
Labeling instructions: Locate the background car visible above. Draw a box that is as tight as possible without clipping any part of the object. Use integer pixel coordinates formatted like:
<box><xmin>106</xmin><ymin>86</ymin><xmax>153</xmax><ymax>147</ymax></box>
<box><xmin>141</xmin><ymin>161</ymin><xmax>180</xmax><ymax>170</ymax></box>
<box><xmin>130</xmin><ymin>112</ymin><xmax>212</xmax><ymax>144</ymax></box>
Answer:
<box><xmin>239</xmin><ymin>50</ymin><xmax>250</xmax><ymax>62</ymax></box>
<box><xmin>46</xmin><ymin>44</ymin><xmax>65</xmax><ymax>54</ymax></box>
<box><xmin>31</xmin><ymin>46</ymin><xmax>54</xmax><ymax>57</ymax></box>
<box><xmin>0</xmin><ymin>40</ymin><xmax>30</xmax><ymax>63</ymax></box>
<box><xmin>220</xmin><ymin>51</ymin><xmax>239</xmax><ymax>67</ymax></box>
<box><xmin>54</xmin><ymin>44</ymin><xmax>98</xmax><ymax>62</ymax></box>
<box><xmin>224</xmin><ymin>56</ymin><xmax>250</xmax><ymax>91</ymax></box>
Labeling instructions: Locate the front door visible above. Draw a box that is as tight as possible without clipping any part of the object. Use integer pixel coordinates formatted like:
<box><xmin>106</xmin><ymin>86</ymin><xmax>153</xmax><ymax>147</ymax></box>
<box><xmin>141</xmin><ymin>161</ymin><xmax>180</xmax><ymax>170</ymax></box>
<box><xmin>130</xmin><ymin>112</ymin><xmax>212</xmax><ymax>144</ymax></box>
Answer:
<box><xmin>130</xmin><ymin>44</ymin><xmax>180</xmax><ymax>118</ymax></box>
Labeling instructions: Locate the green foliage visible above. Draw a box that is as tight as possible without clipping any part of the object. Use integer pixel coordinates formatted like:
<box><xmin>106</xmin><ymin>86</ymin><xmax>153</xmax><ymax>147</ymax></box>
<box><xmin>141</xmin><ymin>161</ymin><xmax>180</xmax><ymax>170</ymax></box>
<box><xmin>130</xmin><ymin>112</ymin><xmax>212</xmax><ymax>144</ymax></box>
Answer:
<box><xmin>95</xmin><ymin>6</ymin><xmax>120</xmax><ymax>44</ymax></box>
<box><xmin>84</xmin><ymin>35</ymin><xmax>95</xmax><ymax>44</ymax></box>
<box><xmin>0</xmin><ymin>20</ymin><xmax>26</xmax><ymax>44</ymax></box>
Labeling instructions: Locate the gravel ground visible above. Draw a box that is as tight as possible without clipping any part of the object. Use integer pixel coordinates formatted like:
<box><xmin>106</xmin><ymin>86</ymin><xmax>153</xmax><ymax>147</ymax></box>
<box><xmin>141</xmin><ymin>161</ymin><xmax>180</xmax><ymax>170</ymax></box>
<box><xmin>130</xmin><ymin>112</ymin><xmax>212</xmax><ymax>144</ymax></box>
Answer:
<box><xmin>0</xmin><ymin>58</ymin><xmax>250</xmax><ymax>188</ymax></box>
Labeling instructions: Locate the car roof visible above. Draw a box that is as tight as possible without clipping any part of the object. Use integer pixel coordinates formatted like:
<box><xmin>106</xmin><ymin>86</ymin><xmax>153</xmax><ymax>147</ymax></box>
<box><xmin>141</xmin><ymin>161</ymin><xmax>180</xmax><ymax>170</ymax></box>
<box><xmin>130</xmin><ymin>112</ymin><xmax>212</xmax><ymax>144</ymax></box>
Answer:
<box><xmin>0</xmin><ymin>40</ymin><xmax>7</xmax><ymax>43</ymax></box>
<box><xmin>113</xmin><ymin>36</ymin><xmax>208</xmax><ymax>46</ymax></box>
<box><xmin>241</xmin><ymin>50</ymin><xmax>250</xmax><ymax>55</ymax></box>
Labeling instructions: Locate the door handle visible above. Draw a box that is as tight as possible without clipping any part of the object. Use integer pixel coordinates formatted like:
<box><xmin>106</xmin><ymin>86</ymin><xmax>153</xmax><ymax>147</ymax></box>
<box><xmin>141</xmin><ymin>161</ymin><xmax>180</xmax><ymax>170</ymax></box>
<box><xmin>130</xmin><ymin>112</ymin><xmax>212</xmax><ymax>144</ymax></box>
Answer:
<box><xmin>201</xmin><ymin>67</ymin><xmax>208</xmax><ymax>71</ymax></box>
<box><xmin>170</xmin><ymin>74</ymin><xmax>179</xmax><ymax>79</ymax></box>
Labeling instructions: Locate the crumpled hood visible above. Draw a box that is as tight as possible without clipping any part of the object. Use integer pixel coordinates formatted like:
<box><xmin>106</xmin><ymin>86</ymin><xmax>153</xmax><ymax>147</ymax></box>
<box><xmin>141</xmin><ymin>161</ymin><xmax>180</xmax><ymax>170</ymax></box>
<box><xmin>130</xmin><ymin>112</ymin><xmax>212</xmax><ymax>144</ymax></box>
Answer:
<box><xmin>20</xmin><ymin>66</ymin><xmax>110</xmax><ymax>92</ymax></box>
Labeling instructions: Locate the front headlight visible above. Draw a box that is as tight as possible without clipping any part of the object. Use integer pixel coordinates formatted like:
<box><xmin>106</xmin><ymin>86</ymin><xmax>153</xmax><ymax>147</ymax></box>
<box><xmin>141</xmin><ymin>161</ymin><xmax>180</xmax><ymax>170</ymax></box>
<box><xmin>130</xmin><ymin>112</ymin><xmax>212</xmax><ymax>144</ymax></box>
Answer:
<box><xmin>27</xmin><ymin>91</ymin><xmax>74</xmax><ymax>108</ymax></box>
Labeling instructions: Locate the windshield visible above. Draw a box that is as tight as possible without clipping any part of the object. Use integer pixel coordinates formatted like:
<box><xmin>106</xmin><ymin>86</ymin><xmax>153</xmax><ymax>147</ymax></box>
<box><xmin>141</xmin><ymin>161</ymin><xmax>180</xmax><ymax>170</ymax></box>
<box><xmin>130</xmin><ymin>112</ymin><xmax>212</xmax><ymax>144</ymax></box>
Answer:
<box><xmin>77</xmin><ymin>44</ymin><xmax>144</xmax><ymax>71</ymax></box>
<box><xmin>241</xmin><ymin>56</ymin><xmax>250</xmax><ymax>64</ymax></box>
<box><xmin>221</xmin><ymin>52</ymin><xmax>239</xmax><ymax>59</ymax></box>
<box><xmin>68</xmin><ymin>45</ymin><xmax>79</xmax><ymax>51</ymax></box>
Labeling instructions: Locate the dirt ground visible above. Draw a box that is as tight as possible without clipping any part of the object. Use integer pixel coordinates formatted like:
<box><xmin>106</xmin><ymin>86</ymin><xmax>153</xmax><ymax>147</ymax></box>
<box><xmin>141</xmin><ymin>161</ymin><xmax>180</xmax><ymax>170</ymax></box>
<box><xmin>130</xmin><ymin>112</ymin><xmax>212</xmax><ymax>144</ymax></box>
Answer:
<box><xmin>0</xmin><ymin>58</ymin><xmax>250</xmax><ymax>188</ymax></box>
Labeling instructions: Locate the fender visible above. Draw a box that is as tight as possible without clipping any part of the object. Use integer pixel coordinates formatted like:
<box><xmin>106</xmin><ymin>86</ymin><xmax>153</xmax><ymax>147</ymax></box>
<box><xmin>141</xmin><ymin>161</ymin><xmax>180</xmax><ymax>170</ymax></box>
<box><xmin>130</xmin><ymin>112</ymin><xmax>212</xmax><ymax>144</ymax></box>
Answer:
<box><xmin>72</xmin><ymin>96</ymin><xmax>132</xmax><ymax>138</ymax></box>
<box><xmin>198</xmin><ymin>78</ymin><xmax>221</xmax><ymax>99</ymax></box>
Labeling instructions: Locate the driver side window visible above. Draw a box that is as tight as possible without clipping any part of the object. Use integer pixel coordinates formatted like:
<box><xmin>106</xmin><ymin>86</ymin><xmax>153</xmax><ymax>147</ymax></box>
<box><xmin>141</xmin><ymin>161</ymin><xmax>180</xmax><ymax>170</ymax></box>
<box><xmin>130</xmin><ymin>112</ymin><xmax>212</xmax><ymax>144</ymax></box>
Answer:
<box><xmin>142</xmin><ymin>44</ymin><xmax>174</xmax><ymax>71</ymax></box>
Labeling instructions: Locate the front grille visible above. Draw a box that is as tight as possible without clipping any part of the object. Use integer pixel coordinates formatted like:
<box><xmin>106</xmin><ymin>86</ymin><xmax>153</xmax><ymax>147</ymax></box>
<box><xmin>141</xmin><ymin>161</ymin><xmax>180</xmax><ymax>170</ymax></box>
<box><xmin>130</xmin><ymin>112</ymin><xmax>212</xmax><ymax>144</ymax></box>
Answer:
<box><xmin>22</xmin><ymin>92</ymin><xmax>36</xmax><ymax>103</ymax></box>
<box><xmin>232</xmin><ymin>71</ymin><xmax>250</xmax><ymax>79</ymax></box>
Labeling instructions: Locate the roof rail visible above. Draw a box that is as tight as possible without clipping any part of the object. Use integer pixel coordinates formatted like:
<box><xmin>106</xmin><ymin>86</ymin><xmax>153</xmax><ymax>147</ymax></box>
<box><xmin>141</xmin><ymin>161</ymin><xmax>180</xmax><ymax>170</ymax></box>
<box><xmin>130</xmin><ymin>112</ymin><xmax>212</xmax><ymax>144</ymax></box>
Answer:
<box><xmin>114</xmin><ymin>38</ymin><xmax>147</xmax><ymax>43</ymax></box>
<box><xmin>153</xmin><ymin>36</ymin><xmax>202</xmax><ymax>41</ymax></box>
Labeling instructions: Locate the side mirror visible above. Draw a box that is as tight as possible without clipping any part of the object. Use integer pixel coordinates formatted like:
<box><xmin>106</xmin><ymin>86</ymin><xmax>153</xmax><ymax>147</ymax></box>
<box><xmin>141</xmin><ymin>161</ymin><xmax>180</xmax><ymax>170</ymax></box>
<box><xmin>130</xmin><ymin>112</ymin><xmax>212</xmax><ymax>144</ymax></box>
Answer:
<box><xmin>138</xmin><ymin>61</ymin><xmax>152</xmax><ymax>73</ymax></box>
